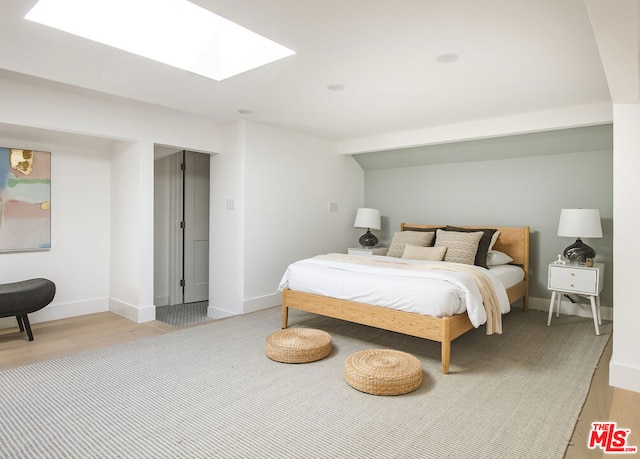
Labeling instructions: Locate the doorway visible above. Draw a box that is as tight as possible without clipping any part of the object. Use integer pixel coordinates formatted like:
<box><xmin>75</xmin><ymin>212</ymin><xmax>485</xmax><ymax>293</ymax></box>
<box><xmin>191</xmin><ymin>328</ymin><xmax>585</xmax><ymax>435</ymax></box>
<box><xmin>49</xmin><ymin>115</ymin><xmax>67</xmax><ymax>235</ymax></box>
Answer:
<box><xmin>182</xmin><ymin>150</ymin><xmax>210</xmax><ymax>303</ymax></box>
<box><xmin>153</xmin><ymin>149</ymin><xmax>210</xmax><ymax>313</ymax></box>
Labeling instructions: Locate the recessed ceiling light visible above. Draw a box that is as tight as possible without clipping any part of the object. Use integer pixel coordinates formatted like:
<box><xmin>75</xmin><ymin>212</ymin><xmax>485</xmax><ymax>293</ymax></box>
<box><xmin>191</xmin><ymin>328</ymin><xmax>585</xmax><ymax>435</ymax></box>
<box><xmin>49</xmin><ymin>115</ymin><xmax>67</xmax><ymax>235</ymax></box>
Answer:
<box><xmin>436</xmin><ymin>53</ymin><xmax>459</xmax><ymax>64</ymax></box>
<box><xmin>326</xmin><ymin>84</ymin><xmax>345</xmax><ymax>91</ymax></box>
<box><xmin>25</xmin><ymin>0</ymin><xmax>295</xmax><ymax>81</ymax></box>
<box><xmin>237</xmin><ymin>109</ymin><xmax>253</xmax><ymax>115</ymax></box>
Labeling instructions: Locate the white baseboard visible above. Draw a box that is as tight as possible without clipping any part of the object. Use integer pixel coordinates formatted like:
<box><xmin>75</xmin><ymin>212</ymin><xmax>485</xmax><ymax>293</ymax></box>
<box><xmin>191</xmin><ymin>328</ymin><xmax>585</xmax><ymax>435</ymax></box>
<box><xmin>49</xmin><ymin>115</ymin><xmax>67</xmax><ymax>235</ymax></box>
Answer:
<box><xmin>206</xmin><ymin>293</ymin><xmax>280</xmax><ymax>320</ymax></box>
<box><xmin>0</xmin><ymin>298</ymin><xmax>108</xmax><ymax>330</ymax></box>
<box><xmin>207</xmin><ymin>306</ymin><xmax>237</xmax><ymax>320</ymax></box>
<box><xmin>609</xmin><ymin>360</ymin><xmax>640</xmax><ymax>393</ymax></box>
<box><xmin>108</xmin><ymin>298</ymin><xmax>156</xmax><ymax>323</ymax></box>
<box><xmin>1</xmin><ymin>296</ymin><xmax>157</xmax><ymax>330</ymax></box>
<box><xmin>243</xmin><ymin>292</ymin><xmax>282</xmax><ymax>314</ymax></box>
<box><xmin>528</xmin><ymin>295</ymin><xmax>612</xmax><ymax>321</ymax></box>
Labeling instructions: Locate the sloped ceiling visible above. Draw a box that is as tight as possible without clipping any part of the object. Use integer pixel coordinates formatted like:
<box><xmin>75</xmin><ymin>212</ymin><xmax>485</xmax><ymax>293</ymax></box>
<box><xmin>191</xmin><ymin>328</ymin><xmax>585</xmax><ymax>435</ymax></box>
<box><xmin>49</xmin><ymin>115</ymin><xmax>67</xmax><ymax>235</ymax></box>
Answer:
<box><xmin>354</xmin><ymin>124</ymin><xmax>613</xmax><ymax>170</ymax></box>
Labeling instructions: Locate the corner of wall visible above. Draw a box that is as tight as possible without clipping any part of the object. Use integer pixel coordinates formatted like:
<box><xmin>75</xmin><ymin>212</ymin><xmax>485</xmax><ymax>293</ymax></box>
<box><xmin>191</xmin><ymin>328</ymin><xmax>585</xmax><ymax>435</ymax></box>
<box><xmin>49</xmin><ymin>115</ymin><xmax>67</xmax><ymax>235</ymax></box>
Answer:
<box><xmin>244</xmin><ymin>293</ymin><xmax>282</xmax><ymax>314</ymax></box>
<box><xmin>109</xmin><ymin>298</ymin><xmax>156</xmax><ymax>324</ymax></box>
<box><xmin>609</xmin><ymin>359</ymin><xmax>640</xmax><ymax>393</ymax></box>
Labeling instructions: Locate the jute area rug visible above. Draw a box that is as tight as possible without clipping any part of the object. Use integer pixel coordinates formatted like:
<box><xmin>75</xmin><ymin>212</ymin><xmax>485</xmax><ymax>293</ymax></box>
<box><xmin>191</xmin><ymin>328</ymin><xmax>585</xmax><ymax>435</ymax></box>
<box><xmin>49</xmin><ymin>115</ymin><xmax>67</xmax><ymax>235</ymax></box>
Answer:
<box><xmin>0</xmin><ymin>307</ymin><xmax>610</xmax><ymax>458</ymax></box>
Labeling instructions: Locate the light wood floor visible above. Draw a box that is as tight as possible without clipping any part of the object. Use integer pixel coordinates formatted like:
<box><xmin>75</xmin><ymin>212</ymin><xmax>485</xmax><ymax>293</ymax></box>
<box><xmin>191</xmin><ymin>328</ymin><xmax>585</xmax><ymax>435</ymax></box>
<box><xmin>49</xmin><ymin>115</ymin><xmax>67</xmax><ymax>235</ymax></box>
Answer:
<box><xmin>1</xmin><ymin>312</ymin><xmax>638</xmax><ymax>458</ymax></box>
<box><xmin>565</xmin><ymin>337</ymin><xmax>640</xmax><ymax>458</ymax></box>
<box><xmin>0</xmin><ymin>312</ymin><xmax>175</xmax><ymax>371</ymax></box>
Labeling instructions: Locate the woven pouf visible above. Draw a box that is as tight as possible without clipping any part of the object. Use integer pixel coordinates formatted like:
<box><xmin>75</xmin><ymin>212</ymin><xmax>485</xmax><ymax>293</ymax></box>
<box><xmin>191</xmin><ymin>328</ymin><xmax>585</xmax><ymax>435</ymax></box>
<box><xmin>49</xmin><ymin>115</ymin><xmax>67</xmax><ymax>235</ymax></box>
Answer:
<box><xmin>265</xmin><ymin>328</ymin><xmax>332</xmax><ymax>364</ymax></box>
<box><xmin>344</xmin><ymin>349</ymin><xmax>423</xmax><ymax>395</ymax></box>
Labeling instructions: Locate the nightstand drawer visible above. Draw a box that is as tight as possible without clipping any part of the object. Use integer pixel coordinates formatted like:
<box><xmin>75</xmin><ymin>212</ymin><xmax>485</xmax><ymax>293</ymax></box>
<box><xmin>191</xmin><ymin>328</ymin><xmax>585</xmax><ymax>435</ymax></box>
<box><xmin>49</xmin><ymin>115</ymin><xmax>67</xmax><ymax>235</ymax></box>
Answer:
<box><xmin>547</xmin><ymin>261</ymin><xmax>604</xmax><ymax>335</ymax></box>
<box><xmin>548</xmin><ymin>266</ymin><xmax>598</xmax><ymax>294</ymax></box>
<box><xmin>549</xmin><ymin>266</ymin><xmax>597</xmax><ymax>282</ymax></box>
<box><xmin>548</xmin><ymin>277</ymin><xmax>597</xmax><ymax>294</ymax></box>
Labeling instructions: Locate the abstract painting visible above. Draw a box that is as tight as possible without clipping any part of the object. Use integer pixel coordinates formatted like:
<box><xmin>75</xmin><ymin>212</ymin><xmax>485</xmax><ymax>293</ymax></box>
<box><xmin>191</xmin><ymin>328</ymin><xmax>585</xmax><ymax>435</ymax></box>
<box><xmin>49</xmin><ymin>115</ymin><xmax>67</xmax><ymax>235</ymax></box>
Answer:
<box><xmin>0</xmin><ymin>147</ymin><xmax>51</xmax><ymax>251</ymax></box>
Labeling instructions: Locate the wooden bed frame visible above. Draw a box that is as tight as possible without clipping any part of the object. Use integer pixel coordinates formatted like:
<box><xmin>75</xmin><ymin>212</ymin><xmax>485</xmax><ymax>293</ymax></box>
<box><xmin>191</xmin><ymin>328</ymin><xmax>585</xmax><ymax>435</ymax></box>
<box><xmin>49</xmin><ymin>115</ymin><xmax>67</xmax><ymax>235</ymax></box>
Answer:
<box><xmin>281</xmin><ymin>224</ymin><xmax>530</xmax><ymax>374</ymax></box>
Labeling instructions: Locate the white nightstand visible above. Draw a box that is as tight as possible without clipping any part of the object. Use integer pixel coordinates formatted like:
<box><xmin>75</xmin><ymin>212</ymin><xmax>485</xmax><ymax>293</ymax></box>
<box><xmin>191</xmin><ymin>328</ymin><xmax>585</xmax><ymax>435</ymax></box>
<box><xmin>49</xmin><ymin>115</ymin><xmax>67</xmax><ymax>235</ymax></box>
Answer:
<box><xmin>348</xmin><ymin>247</ymin><xmax>388</xmax><ymax>256</ymax></box>
<box><xmin>547</xmin><ymin>262</ymin><xmax>604</xmax><ymax>335</ymax></box>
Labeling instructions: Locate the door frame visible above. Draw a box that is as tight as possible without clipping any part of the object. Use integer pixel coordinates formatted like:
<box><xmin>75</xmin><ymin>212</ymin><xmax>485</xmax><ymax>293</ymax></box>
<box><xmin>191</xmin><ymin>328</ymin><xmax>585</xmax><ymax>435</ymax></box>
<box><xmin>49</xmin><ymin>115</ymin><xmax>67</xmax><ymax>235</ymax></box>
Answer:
<box><xmin>168</xmin><ymin>151</ymin><xmax>184</xmax><ymax>306</ymax></box>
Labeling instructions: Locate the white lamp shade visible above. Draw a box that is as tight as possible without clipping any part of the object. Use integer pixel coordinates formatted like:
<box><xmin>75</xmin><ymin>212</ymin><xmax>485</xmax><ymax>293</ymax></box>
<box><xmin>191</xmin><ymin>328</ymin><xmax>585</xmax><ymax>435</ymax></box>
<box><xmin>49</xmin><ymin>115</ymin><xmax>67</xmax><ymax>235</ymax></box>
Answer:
<box><xmin>354</xmin><ymin>208</ymin><xmax>381</xmax><ymax>230</ymax></box>
<box><xmin>557</xmin><ymin>209</ymin><xmax>603</xmax><ymax>238</ymax></box>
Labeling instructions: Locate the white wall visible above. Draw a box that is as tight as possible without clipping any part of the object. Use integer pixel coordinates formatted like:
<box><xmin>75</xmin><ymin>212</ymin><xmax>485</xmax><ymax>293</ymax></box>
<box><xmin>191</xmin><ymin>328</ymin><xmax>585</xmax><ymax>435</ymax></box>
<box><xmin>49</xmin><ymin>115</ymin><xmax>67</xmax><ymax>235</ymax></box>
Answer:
<box><xmin>209</xmin><ymin>122</ymin><xmax>246</xmax><ymax>318</ymax></box>
<box><xmin>108</xmin><ymin>141</ymin><xmax>157</xmax><ymax>322</ymax></box>
<box><xmin>208</xmin><ymin>121</ymin><xmax>365</xmax><ymax>318</ymax></box>
<box><xmin>0</xmin><ymin>135</ymin><xmax>111</xmax><ymax>327</ymax></box>
<box><xmin>0</xmin><ymin>73</ymin><xmax>220</xmax><ymax>326</ymax></box>
<box><xmin>243</xmin><ymin>122</ymin><xmax>364</xmax><ymax>310</ymax></box>
<box><xmin>0</xmin><ymin>76</ymin><xmax>220</xmax><ymax>150</ymax></box>
<box><xmin>610</xmin><ymin>104</ymin><xmax>640</xmax><ymax>393</ymax></box>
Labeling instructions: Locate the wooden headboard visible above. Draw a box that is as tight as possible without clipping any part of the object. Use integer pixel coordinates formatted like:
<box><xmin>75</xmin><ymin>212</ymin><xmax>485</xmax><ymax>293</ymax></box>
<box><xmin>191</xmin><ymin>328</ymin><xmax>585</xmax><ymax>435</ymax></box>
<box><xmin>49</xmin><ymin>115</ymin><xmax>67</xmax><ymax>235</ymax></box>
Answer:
<box><xmin>399</xmin><ymin>223</ymin><xmax>530</xmax><ymax>273</ymax></box>
<box><xmin>400</xmin><ymin>223</ymin><xmax>530</xmax><ymax>310</ymax></box>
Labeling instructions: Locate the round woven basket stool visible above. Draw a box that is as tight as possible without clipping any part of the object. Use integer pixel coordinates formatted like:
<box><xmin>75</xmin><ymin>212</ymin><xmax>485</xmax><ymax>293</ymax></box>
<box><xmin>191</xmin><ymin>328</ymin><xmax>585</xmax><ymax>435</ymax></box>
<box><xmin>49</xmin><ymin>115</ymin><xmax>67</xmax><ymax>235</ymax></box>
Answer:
<box><xmin>344</xmin><ymin>349</ymin><xmax>423</xmax><ymax>395</ymax></box>
<box><xmin>265</xmin><ymin>328</ymin><xmax>332</xmax><ymax>364</ymax></box>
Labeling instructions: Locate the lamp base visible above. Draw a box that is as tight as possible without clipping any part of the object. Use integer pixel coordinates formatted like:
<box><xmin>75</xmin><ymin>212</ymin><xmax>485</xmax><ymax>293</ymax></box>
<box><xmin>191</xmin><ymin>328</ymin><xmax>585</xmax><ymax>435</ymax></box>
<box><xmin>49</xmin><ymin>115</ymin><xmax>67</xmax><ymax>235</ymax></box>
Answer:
<box><xmin>359</xmin><ymin>229</ymin><xmax>378</xmax><ymax>248</ymax></box>
<box><xmin>563</xmin><ymin>238</ymin><xmax>596</xmax><ymax>264</ymax></box>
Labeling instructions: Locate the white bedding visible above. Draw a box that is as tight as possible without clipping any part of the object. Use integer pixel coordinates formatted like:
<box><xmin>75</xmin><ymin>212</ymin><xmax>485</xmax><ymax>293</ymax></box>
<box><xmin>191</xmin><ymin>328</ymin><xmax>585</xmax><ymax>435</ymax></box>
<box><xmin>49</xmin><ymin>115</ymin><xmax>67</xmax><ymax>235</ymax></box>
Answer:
<box><xmin>488</xmin><ymin>264</ymin><xmax>525</xmax><ymax>289</ymax></box>
<box><xmin>278</xmin><ymin>255</ymin><xmax>517</xmax><ymax>328</ymax></box>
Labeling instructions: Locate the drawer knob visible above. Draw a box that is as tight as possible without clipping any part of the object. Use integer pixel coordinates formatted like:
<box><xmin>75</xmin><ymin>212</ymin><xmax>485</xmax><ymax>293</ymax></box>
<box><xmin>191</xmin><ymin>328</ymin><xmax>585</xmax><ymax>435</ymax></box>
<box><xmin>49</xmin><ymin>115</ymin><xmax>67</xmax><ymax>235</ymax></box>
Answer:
<box><xmin>571</xmin><ymin>273</ymin><xmax>575</xmax><ymax>276</ymax></box>
<box><xmin>570</xmin><ymin>284</ymin><xmax>575</xmax><ymax>287</ymax></box>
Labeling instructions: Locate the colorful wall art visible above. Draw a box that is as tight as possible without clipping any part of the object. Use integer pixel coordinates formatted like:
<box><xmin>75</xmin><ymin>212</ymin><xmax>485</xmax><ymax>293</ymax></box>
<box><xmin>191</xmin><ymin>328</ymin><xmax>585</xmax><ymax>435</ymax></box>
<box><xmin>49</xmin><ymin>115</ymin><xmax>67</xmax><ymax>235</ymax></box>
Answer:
<box><xmin>0</xmin><ymin>147</ymin><xmax>51</xmax><ymax>251</ymax></box>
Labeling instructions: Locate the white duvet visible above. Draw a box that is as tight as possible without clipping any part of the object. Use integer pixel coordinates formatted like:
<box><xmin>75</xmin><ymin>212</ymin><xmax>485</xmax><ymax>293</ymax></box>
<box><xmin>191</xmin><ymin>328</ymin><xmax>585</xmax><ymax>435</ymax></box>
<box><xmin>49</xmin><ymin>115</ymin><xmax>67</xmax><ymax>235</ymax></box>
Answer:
<box><xmin>278</xmin><ymin>255</ymin><xmax>512</xmax><ymax>328</ymax></box>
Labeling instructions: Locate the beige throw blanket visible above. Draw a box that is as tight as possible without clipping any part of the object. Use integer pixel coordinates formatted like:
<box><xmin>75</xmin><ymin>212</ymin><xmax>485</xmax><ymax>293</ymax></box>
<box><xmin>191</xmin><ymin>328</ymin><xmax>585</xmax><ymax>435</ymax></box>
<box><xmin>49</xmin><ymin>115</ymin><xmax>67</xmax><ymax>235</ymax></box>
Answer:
<box><xmin>316</xmin><ymin>253</ymin><xmax>502</xmax><ymax>335</ymax></box>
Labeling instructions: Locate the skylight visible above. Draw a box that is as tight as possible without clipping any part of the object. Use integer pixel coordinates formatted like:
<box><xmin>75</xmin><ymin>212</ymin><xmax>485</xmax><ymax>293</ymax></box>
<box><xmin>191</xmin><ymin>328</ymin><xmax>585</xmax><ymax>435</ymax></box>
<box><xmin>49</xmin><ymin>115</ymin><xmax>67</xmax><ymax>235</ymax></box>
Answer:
<box><xmin>25</xmin><ymin>0</ymin><xmax>295</xmax><ymax>81</ymax></box>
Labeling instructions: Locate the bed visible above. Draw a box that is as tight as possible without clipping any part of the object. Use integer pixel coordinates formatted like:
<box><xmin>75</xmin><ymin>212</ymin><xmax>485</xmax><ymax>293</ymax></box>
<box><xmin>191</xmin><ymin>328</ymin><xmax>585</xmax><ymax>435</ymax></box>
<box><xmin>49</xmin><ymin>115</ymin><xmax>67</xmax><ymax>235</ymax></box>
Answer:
<box><xmin>279</xmin><ymin>224</ymin><xmax>530</xmax><ymax>374</ymax></box>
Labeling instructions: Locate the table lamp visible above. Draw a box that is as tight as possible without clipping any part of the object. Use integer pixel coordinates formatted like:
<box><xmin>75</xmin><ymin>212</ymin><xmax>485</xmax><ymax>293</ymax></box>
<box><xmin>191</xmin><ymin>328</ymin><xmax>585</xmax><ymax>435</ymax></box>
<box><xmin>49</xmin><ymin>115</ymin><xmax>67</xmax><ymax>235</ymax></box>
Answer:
<box><xmin>557</xmin><ymin>208</ymin><xmax>602</xmax><ymax>263</ymax></box>
<box><xmin>354</xmin><ymin>208</ymin><xmax>381</xmax><ymax>248</ymax></box>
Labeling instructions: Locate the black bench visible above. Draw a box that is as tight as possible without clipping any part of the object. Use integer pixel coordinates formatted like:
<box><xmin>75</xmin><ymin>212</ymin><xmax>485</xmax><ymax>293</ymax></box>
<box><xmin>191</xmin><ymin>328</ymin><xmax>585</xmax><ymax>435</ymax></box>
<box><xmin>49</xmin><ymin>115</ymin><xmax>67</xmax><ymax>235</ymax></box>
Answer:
<box><xmin>0</xmin><ymin>278</ymin><xmax>56</xmax><ymax>341</ymax></box>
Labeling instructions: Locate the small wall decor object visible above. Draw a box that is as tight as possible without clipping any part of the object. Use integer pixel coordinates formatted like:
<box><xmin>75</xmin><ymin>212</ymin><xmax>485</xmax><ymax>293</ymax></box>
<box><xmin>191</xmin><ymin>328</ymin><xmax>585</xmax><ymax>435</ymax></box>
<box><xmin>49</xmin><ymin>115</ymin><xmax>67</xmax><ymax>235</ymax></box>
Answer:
<box><xmin>354</xmin><ymin>208</ymin><xmax>381</xmax><ymax>248</ymax></box>
<box><xmin>557</xmin><ymin>208</ymin><xmax>602</xmax><ymax>264</ymax></box>
<box><xmin>0</xmin><ymin>148</ymin><xmax>51</xmax><ymax>252</ymax></box>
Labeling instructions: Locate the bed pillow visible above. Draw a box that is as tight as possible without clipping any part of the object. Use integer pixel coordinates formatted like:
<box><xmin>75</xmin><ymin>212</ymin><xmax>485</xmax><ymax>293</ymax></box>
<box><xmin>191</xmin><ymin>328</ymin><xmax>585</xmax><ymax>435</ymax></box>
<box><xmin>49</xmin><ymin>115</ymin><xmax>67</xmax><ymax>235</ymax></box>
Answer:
<box><xmin>387</xmin><ymin>231</ymin><xmax>435</xmax><ymax>257</ymax></box>
<box><xmin>487</xmin><ymin>250</ymin><xmax>514</xmax><ymax>266</ymax></box>
<box><xmin>445</xmin><ymin>226</ymin><xmax>497</xmax><ymax>269</ymax></box>
<box><xmin>434</xmin><ymin>229</ymin><xmax>483</xmax><ymax>265</ymax></box>
<box><xmin>489</xmin><ymin>231</ymin><xmax>500</xmax><ymax>251</ymax></box>
<box><xmin>402</xmin><ymin>245</ymin><xmax>447</xmax><ymax>261</ymax></box>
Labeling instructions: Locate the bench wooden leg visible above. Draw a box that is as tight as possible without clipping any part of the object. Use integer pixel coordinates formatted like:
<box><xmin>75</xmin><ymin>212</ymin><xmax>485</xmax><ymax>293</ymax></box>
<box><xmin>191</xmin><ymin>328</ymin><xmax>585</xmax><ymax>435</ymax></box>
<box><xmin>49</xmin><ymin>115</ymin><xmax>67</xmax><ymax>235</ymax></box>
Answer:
<box><xmin>20</xmin><ymin>314</ymin><xmax>34</xmax><ymax>341</ymax></box>
<box><xmin>16</xmin><ymin>315</ymin><xmax>25</xmax><ymax>332</ymax></box>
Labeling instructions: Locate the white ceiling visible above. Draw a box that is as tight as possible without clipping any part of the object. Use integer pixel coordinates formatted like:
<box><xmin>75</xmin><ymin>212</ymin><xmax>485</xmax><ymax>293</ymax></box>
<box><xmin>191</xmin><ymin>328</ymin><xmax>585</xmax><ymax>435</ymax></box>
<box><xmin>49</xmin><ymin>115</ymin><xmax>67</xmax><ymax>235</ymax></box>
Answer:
<box><xmin>0</xmin><ymin>0</ymin><xmax>626</xmax><ymax>151</ymax></box>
